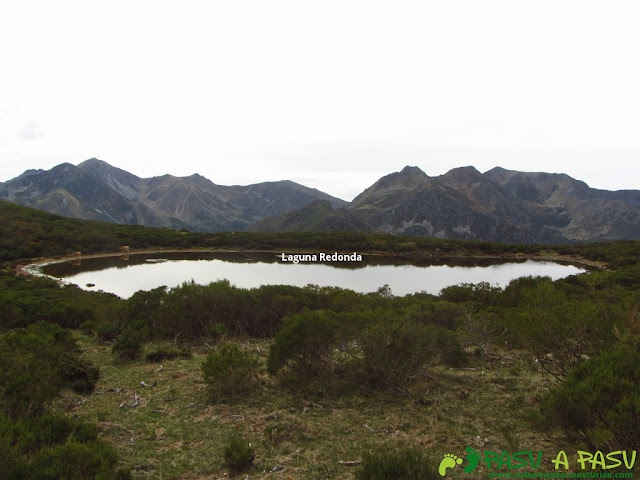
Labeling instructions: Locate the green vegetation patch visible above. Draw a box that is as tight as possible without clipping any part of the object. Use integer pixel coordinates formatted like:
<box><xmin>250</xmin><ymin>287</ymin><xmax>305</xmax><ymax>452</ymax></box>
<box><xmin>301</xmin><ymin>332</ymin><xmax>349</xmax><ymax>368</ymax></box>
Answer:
<box><xmin>3</xmin><ymin>201</ymin><xmax>640</xmax><ymax>478</ymax></box>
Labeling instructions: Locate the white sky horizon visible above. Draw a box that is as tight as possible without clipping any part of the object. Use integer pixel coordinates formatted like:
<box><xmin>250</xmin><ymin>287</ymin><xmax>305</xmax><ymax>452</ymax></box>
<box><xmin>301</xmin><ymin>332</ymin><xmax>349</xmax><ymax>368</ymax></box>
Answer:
<box><xmin>2</xmin><ymin>1</ymin><xmax>639</xmax><ymax>201</ymax></box>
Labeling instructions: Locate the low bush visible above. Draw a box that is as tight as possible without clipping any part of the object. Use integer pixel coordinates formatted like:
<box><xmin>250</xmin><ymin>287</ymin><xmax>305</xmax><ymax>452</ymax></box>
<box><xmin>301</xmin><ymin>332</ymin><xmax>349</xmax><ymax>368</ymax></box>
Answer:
<box><xmin>355</xmin><ymin>447</ymin><xmax>437</xmax><ymax>480</ymax></box>
<box><xmin>267</xmin><ymin>310</ymin><xmax>339</xmax><ymax>377</ymax></box>
<box><xmin>210</xmin><ymin>322</ymin><xmax>229</xmax><ymax>342</ymax></box>
<box><xmin>223</xmin><ymin>435</ymin><xmax>255</xmax><ymax>473</ymax></box>
<box><xmin>112</xmin><ymin>332</ymin><xmax>142</xmax><ymax>362</ymax></box>
<box><xmin>96</xmin><ymin>322</ymin><xmax>120</xmax><ymax>342</ymax></box>
<box><xmin>63</xmin><ymin>357</ymin><xmax>100</xmax><ymax>395</ymax></box>
<box><xmin>0</xmin><ymin>322</ymin><xmax>100</xmax><ymax>419</ymax></box>
<box><xmin>144</xmin><ymin>346</ymin><xmax>191</xmax><ymax>363</ymax></box>
<box><xmin>0</xmin><ymin>413</ymin><xmax>131</xmax><ymax>480</ymax></box>
<box><xmin>361</xmin><ymin>318</ymin><xmax>433</xmax><ymax>395</ymax></box>
<box><xmin>503</xmin><ymin>279</ymin><xmax>612</xmax><ymax>379</ymax></box>
<box><xmin>428</xmin><ymin>326</ymin><xmax>468</xmax><ymax>367</ymax></box>
<box><xmin>540</xmin><ymin>343</ymin><xmax>640</xmax><ymax>450</ymax></box>
<box><xmin>202</xmin><ymin>343</ymin><xmax>259</xmax><ymax>402</ymax></box>
<box><xmin>29</xmin><ymin>440</ymin><xmax>131</xmax><ymax>480</ymax></box>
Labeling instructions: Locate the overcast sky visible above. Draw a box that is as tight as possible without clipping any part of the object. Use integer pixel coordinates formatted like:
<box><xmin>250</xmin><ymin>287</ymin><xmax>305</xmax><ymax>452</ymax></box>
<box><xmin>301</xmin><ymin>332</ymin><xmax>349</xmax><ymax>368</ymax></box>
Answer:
<box><xmin>1</xmin><ymin>1</ymin><xmax>639</xmax><ymax>201</ymax></box>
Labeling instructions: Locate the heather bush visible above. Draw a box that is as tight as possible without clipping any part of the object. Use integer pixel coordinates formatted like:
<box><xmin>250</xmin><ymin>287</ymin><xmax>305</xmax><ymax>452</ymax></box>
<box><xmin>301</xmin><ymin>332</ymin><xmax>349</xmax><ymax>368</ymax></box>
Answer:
<box><xmin>202</xmin><ymin>343</ymin><xmax>259</xmax><ymax>402</ymax></box>
<box><xmin>223</xmin><ymin>435</ymin><xmax>255</xmax><ymax>473</ymax></box>
<box><xmin>267</xmin><ymin>310</ymin><xmax>339</xmax><ymax>377</ymax></box>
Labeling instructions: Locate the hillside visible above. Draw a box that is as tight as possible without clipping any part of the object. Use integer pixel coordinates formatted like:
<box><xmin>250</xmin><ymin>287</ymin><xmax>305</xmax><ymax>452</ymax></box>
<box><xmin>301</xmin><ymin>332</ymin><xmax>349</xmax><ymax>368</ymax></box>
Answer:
<box><xmin>271</xmin><ymin>166</ymin><xmax>640</xmax><ymax>243</ymax></box>
<box><xmin>0</xmin><ymin>158</ymin><xmax>347</xmax><ymax>232</ymax></box>
<box><xmin>0</xmin><ymin>198</ymin><xmax>543</xmax><ymax>265</ymax></box>
<box><xmin>249</xmin><ymin>200</ymin><xmax>372</xmax><ymax>233</ymax></box>
<box><xmin>2</xmin><ymin>198</ymin><xmax>640</xmax><ymax>478</ymax></box>
<box><xmin>2</xmin><ymin>214</ymin><xmax>640</xmax><ymax>478</ymax></box>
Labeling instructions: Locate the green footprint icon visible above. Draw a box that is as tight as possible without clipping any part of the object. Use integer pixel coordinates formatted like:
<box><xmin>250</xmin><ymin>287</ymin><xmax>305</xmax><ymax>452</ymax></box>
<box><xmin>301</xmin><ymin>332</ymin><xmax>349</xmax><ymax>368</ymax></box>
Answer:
<box><xmin>464</xmin><ymin>446</ymin><xmax>482</xmax><ymax>473</ymax></box>
<box><xmin>438</xmin><ymin>453</ymin><xmax>463</xmax><ymax>476</ymax></box>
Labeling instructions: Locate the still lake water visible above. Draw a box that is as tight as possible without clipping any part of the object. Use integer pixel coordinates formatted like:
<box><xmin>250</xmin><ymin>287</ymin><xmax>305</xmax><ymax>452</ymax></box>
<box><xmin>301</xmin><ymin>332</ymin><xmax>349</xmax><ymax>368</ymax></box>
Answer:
<box><xmin>43</xmin><ymin>252</ymin><xmax>585</xmax><ymax>299</ymax></box>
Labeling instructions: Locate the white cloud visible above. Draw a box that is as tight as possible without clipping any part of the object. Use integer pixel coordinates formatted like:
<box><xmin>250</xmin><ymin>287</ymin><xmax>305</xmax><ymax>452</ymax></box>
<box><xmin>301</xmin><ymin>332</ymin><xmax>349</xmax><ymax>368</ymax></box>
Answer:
<box><xmin>18</xmin><ymin>120</ymin><xmax>44</xmax><ymax>141</ymax></box>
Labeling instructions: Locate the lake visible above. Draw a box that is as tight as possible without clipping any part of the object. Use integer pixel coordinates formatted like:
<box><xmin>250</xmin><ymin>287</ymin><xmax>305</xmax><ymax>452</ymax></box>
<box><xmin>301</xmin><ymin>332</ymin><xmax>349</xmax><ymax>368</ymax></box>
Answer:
<box><xmin>41</xmin><ymin>252</ymin><xmax>586</xmax><ymax>299</ymax></box>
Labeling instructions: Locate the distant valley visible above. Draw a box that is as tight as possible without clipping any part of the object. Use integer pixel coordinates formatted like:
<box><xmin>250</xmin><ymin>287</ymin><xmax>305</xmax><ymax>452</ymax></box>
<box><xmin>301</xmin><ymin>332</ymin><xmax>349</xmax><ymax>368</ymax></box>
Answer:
<box><xmin>2</xmin><ymin>159</ymin><xmax>640</xmax><ymax>243</ymax></box>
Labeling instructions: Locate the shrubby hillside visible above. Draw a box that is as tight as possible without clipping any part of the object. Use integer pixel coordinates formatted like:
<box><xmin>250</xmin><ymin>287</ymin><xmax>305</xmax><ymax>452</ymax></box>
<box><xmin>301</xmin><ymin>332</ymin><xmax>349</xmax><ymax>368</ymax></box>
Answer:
<box><xmin>1</xmin><ymin>201</ymin><xmax>640</xmax><ymax>478</ymax></box>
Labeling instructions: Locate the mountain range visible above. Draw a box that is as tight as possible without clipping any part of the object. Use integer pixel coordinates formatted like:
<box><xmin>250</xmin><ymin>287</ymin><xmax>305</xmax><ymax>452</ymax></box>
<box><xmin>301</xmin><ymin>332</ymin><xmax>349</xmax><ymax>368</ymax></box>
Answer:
<box><xmin>337</xmin><ymin>165</ymin><xmax>640</xmax><ymax>243</ymax></box>
<box><xmin>0</xmin><ymin>159</ymin><xmax>346</xmax><ymax>232</ymax></box>
<box><xmin>2</xmin><ymin>159</ymin><xmax>640</xmax><ymax>243</ymax></box>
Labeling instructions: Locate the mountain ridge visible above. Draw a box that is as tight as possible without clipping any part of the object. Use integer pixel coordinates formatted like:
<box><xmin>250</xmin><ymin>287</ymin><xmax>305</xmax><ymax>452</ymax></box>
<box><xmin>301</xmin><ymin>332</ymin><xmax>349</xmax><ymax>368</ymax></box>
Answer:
<box><xmin>3</xmin><ymin>160</ymin><xmax>640</xmax><ymax>243</ymax></box>
<box><xmin>0</xmin><ymin>158</ymin><xmax>347</xmax><ymax>232</ymax></box>
<box><xmin>256</xmin><ymin>165</ymin><xmax>640</xmax><ymax>243</ymax></box>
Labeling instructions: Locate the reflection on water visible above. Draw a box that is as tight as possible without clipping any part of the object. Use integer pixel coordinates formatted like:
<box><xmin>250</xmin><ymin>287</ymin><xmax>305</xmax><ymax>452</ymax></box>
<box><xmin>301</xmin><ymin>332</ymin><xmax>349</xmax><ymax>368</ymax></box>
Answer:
<box><xmin>43</xmin><ymin>252</ymin><xmax>585</xmax><ymax>299</ymax></box>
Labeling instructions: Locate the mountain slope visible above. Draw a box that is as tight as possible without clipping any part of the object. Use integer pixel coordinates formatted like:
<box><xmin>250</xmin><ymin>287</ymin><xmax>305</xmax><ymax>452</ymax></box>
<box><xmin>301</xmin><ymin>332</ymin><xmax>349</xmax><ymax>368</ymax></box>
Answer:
<box><xmin>258</xmin><ymin>165</ymin><xmax>640</xmax><ymax>243</ymax></box>
<box><xmin>484</xmin><ymin>167</ymin><xmax>640</xmax><ymax>241</ymax></box>
<box><xmin>249</xmin><ymin>200</ymin><xmax>372</xmax><ymax>233</ymax></box>
<box><xmin>0</xmin><ymin>158</ymin><xmax>347</xmax><ymax>232</ymax></box>
<box><xmin>0</xmin><ymin>162</ymin><xmax>159</xmax><ymax>226</ymax></box>
<box><xmin>4</xmin><ymin>160</ymin><xmax>640</xmax><ymax>242</ymax></box>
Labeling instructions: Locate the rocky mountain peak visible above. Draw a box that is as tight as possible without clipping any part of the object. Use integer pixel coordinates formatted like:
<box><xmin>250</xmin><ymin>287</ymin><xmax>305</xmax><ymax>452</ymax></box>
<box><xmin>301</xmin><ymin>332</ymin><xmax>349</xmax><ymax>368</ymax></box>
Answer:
<box><xmin>440</xmin><ymin>165</ymin><xmax>483</xmax><ymax>184</ymax></box>
<box><xmin>484</xmin><ymin>166</ymin><xmax>514</xmax><ymax>180</ymax></box>
<box><xmin>79</xmin><ymin>157</ymin><xmax>105</xmax><ymax>167</ymax></box>
<box><xmin>77</xmin><ymin>157</ymin><xmax>142</xmax><ymax>200</ymax></box>
<box><xmin>351</xmin><ymin>166</ymin><xmax>429</xmax><ymax>206</ymax></box>
<box><xmin>400</xmin><ymin>165</ymin><xmax>428</xmax><ymax>176</ymax></box>
<box><xmin>50</xmin><ymin>162</ymin><xmax>77</xmax><ymax>173</ymax></box>
<box><xmin>79</xmin><ymin>158</ymin><xmax>140</xmax><ymax>179</ymax></box>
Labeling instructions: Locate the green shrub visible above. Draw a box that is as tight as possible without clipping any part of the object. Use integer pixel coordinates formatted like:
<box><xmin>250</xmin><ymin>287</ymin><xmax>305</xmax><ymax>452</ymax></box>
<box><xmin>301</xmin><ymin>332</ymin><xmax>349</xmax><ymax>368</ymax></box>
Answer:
<box><xmin>0</xmin><ymin>439</ymin><xmax>25</xmax><ymax>479</ymax></box>
<box><xmin>202</xmin><ymin>343</ymin><xmax>259</xmax><ymax>402</ymax></box>
<box><xmin>96</xmin><ymin>322</ymin><xmax>120</xmax><ymax>342</ymax></box>
<box><xmin>355</xmin><ymin>447</ymin><xmax>437</xmax><ymax>480</ymax></box>
<box><xmin>112</xmin><ymin>333</ymin><xmax>142</xmax><ymax>362</ymax></box>
<box><xmin>439</xmin><ymin>281</ymin><xmax>502</xmax><ymax>306</ymax></box>
<box><xmin>43</xmin><ymin>301</ymin><xmax>94</xmax><ymax>329</ymax></box>
<box><xmin>20</xmin><ymin>413</ymin><xmax>92</xmax><ymax>452</ymax></box>
<box><xmin>428</xmin><ymin>326</ymin><xmax>468</xmax><ymax>367</ymax></box>
<box><xmin>361</xmin><ymin>318</ymin><xmax>433</xmax><ymax>395</ymax></box>
<box><xmin>540</xmin><ymin>343</ymin><xmax>640</xmax><ymax>449</ymax></box>
<box><xmin>63</xmin><ymin>358</ymin><xmax>100</xmax><ymax>395</ymax></box>
<box><xmin>267</xmin><ymin>310</ymin><xmax>339</xmax><ymax>377</ymax></box>
<box><xmin>0</xmin><ymin>413</ymin><xmax>131</xmax><ymax>480</ymax></box>
<box><xmin>210</xmin><ymin>322</ymin><xmax>229</xmax><ymax>342</ymax></box>
<box><xmin>503</xmin><ymin>279</ymin><xmax>612</xmax><ymax>379</ymax></box>
<box><xmin>223</xmin><ymin>435</ymin><xmax>255</xmax><ymax>472</ymax></box>
<box><xmin>0</xmin><ymin>323</ymin><xmax>99</xmax><ymax>419</ymax></box>
<box><xmin>29</xmin><ymin>441</ymin><xmax>128</xmax><ymax>480</ymax></box>
<box><xmin>406</xmin><ymin>300</ymin><xmax>463</xmax><ymax>331</ymax></box>
<box><xmin>156</xmin><ymin>281</ymin><xmax>252</xmax><ymax>339</ymax></box>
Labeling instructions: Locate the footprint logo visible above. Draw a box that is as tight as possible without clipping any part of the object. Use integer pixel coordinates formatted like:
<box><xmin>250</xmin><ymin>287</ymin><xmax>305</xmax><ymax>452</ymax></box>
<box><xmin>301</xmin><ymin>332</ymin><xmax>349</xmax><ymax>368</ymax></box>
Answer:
<box><xmin>438</xmin><ymin>453</ymin><xmax>463</xmax><ymax>476</ymax></box>
<box><xmin>463</xmin><ymin>446</ymin><xmax>481</xmax><ymax>473</ymax></box>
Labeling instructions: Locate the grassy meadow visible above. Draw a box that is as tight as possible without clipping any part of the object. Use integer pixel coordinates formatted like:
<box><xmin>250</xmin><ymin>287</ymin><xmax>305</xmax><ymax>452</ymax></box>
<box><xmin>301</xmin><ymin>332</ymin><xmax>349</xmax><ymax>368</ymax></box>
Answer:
<box><xmin>60</xmin><ymin>335</ymin><xmax>556</xmax><ymax>479</ymax></box>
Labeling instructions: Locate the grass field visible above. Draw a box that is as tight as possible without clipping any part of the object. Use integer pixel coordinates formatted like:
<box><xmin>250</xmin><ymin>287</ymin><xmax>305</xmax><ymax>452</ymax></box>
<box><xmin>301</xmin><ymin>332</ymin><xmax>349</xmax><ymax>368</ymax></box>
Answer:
<box><xmin>55</xmin><ymin>334</ymin><xmax>564</xmax><ymax>479</ymax></box>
